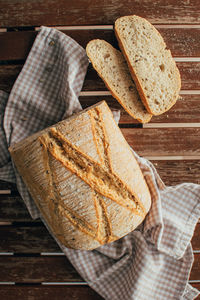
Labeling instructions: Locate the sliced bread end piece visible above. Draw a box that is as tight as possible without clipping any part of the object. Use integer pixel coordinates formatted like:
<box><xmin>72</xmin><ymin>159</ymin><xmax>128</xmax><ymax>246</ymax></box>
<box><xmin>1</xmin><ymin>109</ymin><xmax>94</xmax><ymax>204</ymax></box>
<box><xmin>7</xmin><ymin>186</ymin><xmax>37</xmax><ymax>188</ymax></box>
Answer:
<box><xmin>86</xmin><ymin>39</ymin><xmax>152</xmax><ymax>123</ymax></box>
<box><xmin>115</xmin><ymin>15</ymin><xmax>181</xmax><ymax>116</ymax></box>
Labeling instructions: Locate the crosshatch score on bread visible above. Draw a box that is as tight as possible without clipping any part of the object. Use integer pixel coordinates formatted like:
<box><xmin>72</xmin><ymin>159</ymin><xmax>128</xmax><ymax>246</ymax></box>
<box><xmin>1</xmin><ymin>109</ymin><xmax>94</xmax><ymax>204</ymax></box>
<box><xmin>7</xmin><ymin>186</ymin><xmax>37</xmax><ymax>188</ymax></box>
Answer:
<box><xmin>87</xmin><ymin>15</ymin><xmax>181</xmax><ymax>121</ymax></box>
<box><xmin>9</xmin><ymin>102</ymin><xmax>151</xmax><ymax>250</ymax></box>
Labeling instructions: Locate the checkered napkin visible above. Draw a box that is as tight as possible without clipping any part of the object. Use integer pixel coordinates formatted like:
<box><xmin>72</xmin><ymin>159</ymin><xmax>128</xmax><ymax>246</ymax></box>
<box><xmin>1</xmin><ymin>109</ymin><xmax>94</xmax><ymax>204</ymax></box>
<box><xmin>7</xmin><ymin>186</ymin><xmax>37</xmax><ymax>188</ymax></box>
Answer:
<box><xmin>0</xmin><ymin>26</ymin><xmax>200</xmax><ymax>300</ymax></box>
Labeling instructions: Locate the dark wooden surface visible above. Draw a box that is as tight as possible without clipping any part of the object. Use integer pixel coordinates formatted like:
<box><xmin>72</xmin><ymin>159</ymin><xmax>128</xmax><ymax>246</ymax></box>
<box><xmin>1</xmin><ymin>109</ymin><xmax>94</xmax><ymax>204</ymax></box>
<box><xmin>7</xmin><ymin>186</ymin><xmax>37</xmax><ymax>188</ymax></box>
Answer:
<box><xmin>0</xmin><ymin>0</ymin><xmax>199</xmax><ymax>26</ymax></box>
<box><xmin>0</xmin><ymin>62</ymin><xmax>199</xmax><ymax>92</ymax></box>
<box><xmin>0</xmin><ymin>286</ymin><xmax>103</xmax><ymax>300</ymax></box>
<box><xmin>0</xmin><ymin>0</ymin><xmax>200</xmax><ymax>299</ymax></box>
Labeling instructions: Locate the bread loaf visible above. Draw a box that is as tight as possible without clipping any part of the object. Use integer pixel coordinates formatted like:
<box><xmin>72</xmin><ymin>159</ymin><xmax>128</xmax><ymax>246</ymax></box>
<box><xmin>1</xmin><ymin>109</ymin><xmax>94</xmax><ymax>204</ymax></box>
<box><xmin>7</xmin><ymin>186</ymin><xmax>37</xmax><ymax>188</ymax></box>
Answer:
<box><xmin>9</xmin><ymin>101</ymin><xmax>151</xmax><ymax>250</ymax></box>
<box><xmin>115</xmin><ymin>15</ymin><xmax>181</xmax><ymax>115</ymax></box>
<box><xmin>86</xmin><ymin>39</ymin><xmax>152</xmax><ymax>123</ymax></box>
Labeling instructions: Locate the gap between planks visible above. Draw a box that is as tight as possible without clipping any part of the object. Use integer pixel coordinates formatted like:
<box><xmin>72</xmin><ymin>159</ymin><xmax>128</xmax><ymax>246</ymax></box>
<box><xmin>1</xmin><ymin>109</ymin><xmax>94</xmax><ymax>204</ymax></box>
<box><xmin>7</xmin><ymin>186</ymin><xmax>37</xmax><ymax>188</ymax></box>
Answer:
<box><xmin>143</xmin><ymin>123</ymin><xmax>200</xmax><ymax>128</ymax></box>
<box><xmin>79</xmin><ymin>90</ymin><xmax>200</xmax><ymax>96</ymax></box>
<box><xmin>34</xmin><ymin>24</ymin><xmax>200</xmax><ymax>31</ymax></box>
<box><xmin>2</xmin><ymin>24</ymin><xmax>200</xmax><ymax>33</ymax></box>
<box><xmin>0</xmin><ymin>190</ymin><xmax>11</xmax><ymax>195</ymax></box>
<box><xmin>0</xmin><ymin>280</ymin><xmax>198</xmax><ymax>285</ymax></box>
<box><xmin>2</xmin><ymin>24</ymin><xmax>200</xmax><ymax>34</ymax></box>
<box><xmin>0</xmin><ymin>250</ymin><xmax>199</xmax><ymax>256</ymax></box>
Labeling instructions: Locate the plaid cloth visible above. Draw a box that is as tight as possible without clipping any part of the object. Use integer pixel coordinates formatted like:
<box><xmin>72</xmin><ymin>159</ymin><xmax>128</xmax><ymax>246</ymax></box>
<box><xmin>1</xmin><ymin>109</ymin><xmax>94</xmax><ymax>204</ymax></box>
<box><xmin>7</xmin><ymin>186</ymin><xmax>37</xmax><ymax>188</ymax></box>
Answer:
<box><xmin>0</xmin><ymin>26</ymin><xmax>200</xmax><ymax>300</ymax></box>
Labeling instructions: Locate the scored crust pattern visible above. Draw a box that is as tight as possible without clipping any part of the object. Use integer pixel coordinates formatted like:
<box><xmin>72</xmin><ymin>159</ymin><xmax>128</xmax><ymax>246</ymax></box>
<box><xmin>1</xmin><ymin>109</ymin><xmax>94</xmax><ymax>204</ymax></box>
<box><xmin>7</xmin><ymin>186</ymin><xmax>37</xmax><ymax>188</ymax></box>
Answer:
<box><xmin>39</xmin><ymin>107</ymin><xmax>145</xmax><ymax>245</ymax></box>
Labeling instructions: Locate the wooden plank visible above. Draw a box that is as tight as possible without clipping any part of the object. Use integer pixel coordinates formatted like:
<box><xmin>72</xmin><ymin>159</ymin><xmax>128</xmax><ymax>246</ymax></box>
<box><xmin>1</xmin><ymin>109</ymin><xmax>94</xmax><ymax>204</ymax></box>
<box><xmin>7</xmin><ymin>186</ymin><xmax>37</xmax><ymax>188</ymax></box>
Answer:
<box><xmin>0</xmin><ymin>90</ymin><xmax>199</xmax><ymax>126</ymax></box>
<box><xmin>0</xmin><ymin>28</ymin><xmax>200</xmax><ymax>61</ymax></box>
<box><xmin>0</xmin><ymin>285</ymin><xmax>104</xmax><ymax>300</ymax></box>
<box><xmin>192</xmin><ymin>224</ymin><xmax>200</xmax><ymax>250</ymax></box>
<box><xmin>0</xmin><ymin>225</ymin><xmax>60</xmax><ymax>253</ymax></box>
<box><xmin>83</xmin><ymin>62</ymin><xmax>200</xmax><ymax>91</ymax></box>
<box><xmin>0</xmin><ymin>0</ymin><xmax>199</xmax><ymax>27</ymax></box>
<box><xmin>0</xmin><ymin>253</ymin><xmax>199</xmax><ymax>282</ymax></box>
<box><xmin>79</xmin><ymin>94</ymin><xmax>200</xmax><ymax>124</ymax></box>
<box><xmin>121</xmin><ymin>127</ymin><xmax>200</xmax><ymax>157</ymax></box>
<box><xmin>0</xmin><ymin>196</ymin><xmax>33</xmax><ymax>222</ymax></box>
<box><xmin>0</xmin><ymin>286</ymin><xmax>198</xmax><ymax>300</ymax></box>
<box><xmin>0</xmin><ymin>62</ymin><xmax>199</xmax><ymax>94</ymax></box>
<box><xmin>152</xmin><ymin>160</ymin><xmax>200</xmax><ymax>186</ymax></box>
<box><xmin>178</xmin><ymin>62</ymin><xmax>200</xmax><ymax>90</ymax></box>
<box><xmin>158</xmin><ymin>28</ymin><xmax>200</xmax><ymax>57</ymax></box>
<box><xmin>0</xmin><ymin>31</ymin><xmax>37</xmax><ymax>61</ymax></box>
<box><xmin>190</xmin><ymin>254</ymin><xmax>200</xmax><ymax>281</ymax></box>
<box><xmin>0</xmin><ymin>222</ymin><xmax>199</xmax><ymax>253</ymax></box>
<box><xmin>149</xmin><ymin>94</ymin><xmax>200</xmax><ymax>124</ymax></box>
<box><xmin>0</xmin><ymin>64</ymin><xmax>23</xmax><ymax>93</ymax></box>
<box><xmin>0</xmin><ymin>30</ymin><xmax>116</xmax><ymax>61</ymax></box>
<box><xmin>0</xmin><ymin>256</ymin><xmax>83</xmax><ymax>282</ymax></box>
<box><xmin>1</xmin><ymin>88</ymin><xmax>199</xmax><ymax>125</ymax></box>
<box><xmin>0</xmin><ymin>180</ymin><xmax>17</xmax><ymax>191</ymax></box>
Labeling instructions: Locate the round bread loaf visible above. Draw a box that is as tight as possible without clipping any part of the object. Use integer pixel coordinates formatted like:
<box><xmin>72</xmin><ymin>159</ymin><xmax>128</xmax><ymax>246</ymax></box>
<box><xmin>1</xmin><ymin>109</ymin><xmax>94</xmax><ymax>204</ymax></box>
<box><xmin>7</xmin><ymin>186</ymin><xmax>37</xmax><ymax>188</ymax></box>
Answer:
<box><xmin>9</xmin><ymin>101</ymin><xmax>151</xmax><ymax>250</ymax></box>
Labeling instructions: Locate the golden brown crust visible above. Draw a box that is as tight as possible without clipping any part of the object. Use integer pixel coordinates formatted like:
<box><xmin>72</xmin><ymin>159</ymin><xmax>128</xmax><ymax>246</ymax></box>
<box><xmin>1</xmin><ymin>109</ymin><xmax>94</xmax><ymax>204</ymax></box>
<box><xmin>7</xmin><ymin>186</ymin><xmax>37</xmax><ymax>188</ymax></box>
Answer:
<box><xmin>41</xmin><ymin>127</ymin><xmax>145</xmax><ymax>216</ymax></box>
<box><xmin>9</xmin><ymin>101</ymin><xmax>151</xmax><ymax>250</ymax></box>
<box><xmin>103</xmin><ymin>78</ymin><xmax>152</xmax><ymax>122</ymax></box>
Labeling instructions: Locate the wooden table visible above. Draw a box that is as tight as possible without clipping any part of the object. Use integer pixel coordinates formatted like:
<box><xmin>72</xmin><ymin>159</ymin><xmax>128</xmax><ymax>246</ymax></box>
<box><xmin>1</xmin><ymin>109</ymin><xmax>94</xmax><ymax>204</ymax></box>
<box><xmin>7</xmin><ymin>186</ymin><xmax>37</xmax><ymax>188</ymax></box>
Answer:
<box><xmin>0</xmin><ymin>1</ymin><xmax>200</xmax><ymax>299</ymax></box>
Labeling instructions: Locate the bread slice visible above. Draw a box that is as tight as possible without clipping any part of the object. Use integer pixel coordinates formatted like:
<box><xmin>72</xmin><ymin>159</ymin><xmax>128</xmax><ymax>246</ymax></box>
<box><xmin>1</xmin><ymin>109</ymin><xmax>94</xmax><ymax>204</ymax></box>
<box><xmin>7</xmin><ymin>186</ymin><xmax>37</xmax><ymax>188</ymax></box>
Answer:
<box><xmin>115</xmin><ymin>15</ymin><xmax>181</xmax><ymax>115</ymax></box>
<box><xmin>86</xmin><ymin>39</ymin><xmax>152</xmax><ymax>123</ymax></box>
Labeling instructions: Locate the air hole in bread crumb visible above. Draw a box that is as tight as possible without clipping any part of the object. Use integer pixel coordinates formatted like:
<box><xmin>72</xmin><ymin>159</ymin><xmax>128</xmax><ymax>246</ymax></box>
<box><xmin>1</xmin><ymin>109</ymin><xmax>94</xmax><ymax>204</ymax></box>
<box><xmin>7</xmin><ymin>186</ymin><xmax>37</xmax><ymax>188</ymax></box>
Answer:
<box><xmin>104</xmin><ymin>54</ymin><xmax>110</xmax><ymax>60</ymax></box>
<box><xmin>159</xmin><ymin>64</ymin><xmax>165</xmax><ymax>72</ymax></box>
<box><xmin>129</xmin><ymin>86</ymin><xmax>134</xmax><ymax>91</ymax></box>
<box><xmin>168</xmin><ymin>74</ymin><xmax>171</xmax><ymax>78</ymax></box>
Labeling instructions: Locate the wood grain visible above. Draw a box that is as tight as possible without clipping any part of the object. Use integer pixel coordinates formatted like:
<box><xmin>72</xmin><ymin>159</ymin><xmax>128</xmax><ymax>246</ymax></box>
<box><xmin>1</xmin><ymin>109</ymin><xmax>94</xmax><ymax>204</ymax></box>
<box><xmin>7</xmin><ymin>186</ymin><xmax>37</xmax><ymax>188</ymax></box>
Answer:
<box><xmin>79</xmin><ymin>94</ymin><xmax>200</xmax><ymax>124</ymax></box>
<box><xmin>0</xmin><ymin>28</ymin><xmax>200</xmax><ymax>61</ymax></box>
<box><xmin>121</xmin><ymin>127</ymin><xmax>200</xmax><ymax>157</ymax></box>
<box><xmin>0</xmin><ymin>180</ymin><xmax>17</xmax><ymax>191</ymax></box>
<box><xmin>0</xmin><ymin>256</ymin><xmax>83</xmax><ymax>282</ymax></box>
<box><xmin>0</xmin><ymin>195</ymin><xmax>33</xmax><ymax>222</ymax></box>
<box><xmin>190</xmin><ymin>254</ymin><xmax>200</xmax><ymax>281</ymax></box>
<box><xmin>0</xmin><ymin>285</ymin><xmax>103</xmax><ymax>300</ymax></box>
<box><xmin>0</xmin><ymin>222</ymin><xmax>199</xmax><ymax>253</ymax></box>
<box><xmin>152</xmin><ymin>160</ymin><xmax>200</xmax><ymax>186</ymax></box>
<box><xmin>0</xmin><ymin>0</ymin><xmax>199</xmax><ymax>27</ymax></box>
<box><xmin>0</xmin><ymin>225</ymin><xmax>60</xmax><ymax>253</ymax></box>
<box><xmin>0</xmin><ymin>254</ymin><xmax>199</xmax><ymax>282</ymax></box>
<box><xmin>0</xmin><ymin>285</ymin><xmax>198</xmax><ymax>300</ymax></box>
<box><xmin>83</xmin><ymin>62</ymin><xmax>200</xmax><ymax>91</ymax></box>
<box><xmin>192</xmin><ymin>223</ymin><xmax>200</xmax><ymax>250</ymax></box>
<box><xmin>0</xmin><ymin>62</ymin><xmax>199</xmax><ymax>94</ymax></box>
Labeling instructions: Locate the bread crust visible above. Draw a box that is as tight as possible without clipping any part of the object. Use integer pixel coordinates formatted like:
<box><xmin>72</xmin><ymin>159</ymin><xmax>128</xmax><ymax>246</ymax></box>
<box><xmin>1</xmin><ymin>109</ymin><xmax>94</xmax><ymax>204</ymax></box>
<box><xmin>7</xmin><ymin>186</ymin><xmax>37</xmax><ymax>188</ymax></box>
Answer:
<box><xmin>115</xmin><ymin>15</ymin><xmax>181</xmax><ymax>115</ymax></box>
<box><xmin>9</xmin><ymin>101</ymin><xmax>151</xmax><ymax>250</ymax></box>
